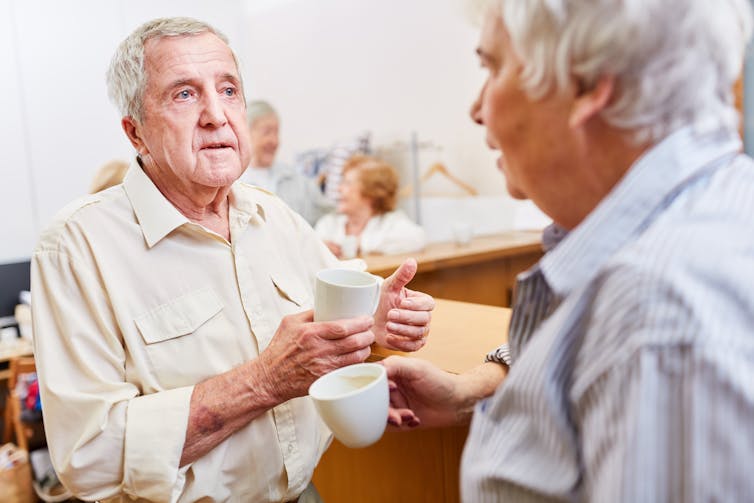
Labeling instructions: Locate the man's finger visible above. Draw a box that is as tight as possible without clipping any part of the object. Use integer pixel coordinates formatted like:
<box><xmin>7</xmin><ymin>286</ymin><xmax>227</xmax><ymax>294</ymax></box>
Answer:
<box><xmin>331</xmin><ymin>330</ymin><xmax>375</xmax><ymax>355</ymax></box>
<box><xmin>383</xmin><ymin>258</ymin><xmax>418</xmax><ymax>294</ymax></box>
<box><xmin>401</xmin><ymin>290</ymin><xmax>436</xmax><ymax>311</ymax></box>
<box><xmin>387</xmin><ymin>308</ymin><xmax>431</xmax><ymax>326</ymax></box>
<box><xmin>385</xmin><ymin>335</ymin><xmax>427</xmax><ymax>352</ymax></box>
<box><xmin>316</xmin><ymin>315</ymin><xmax>374</xmax><ymax>340</ymax></box>
<box><xmin>386</xmin><ymin>322</ymin><xmax>427</xmax><ymax>339</ymax></box>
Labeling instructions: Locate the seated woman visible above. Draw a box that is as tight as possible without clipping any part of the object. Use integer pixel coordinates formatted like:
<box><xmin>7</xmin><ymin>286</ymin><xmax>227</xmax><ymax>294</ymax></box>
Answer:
<box><xmin>315</xmin><ymin>156</ymin><xmax>427</xmax><ymax>257</ymax></box>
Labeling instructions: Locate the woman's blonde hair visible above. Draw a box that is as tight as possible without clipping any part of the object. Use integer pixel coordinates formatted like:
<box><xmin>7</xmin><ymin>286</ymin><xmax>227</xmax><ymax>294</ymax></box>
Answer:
<box><xmin>343</xmin><ymin>156</ymin><xmax>399</xmax><ymax>214</ymax></box>
<box><xmin>90</xmin><ymin>160</ymin><xmax>129</xmax><ymax>193</ymax></box>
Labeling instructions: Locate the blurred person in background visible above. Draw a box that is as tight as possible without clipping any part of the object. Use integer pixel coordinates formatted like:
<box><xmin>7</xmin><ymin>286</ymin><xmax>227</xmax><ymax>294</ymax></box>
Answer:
<box><xmin>315</xmin><ymin>155</ymin><xmax>427</xmax><ymax>258</ymax></box>
<box><xmin>383</xmin><ymin>0</ymin><xmax>754</xmax><ymax>501</ymax></box>
<box><xmin>241</xmin><ymin>100</ymin><xmax>333</xmax><ymax>225</ymax></box>
<box><xmin>89</xmin><ymin>159</ymin><xmax>129</xmax><ymax>193</ymax></box>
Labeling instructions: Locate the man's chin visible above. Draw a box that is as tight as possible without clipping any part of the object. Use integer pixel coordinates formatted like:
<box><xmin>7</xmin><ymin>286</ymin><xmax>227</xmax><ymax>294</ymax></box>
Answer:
<box><xmin>195</xmin><ymin>161</ymin><xmax>244</xmax><ymax>187</ymax></box>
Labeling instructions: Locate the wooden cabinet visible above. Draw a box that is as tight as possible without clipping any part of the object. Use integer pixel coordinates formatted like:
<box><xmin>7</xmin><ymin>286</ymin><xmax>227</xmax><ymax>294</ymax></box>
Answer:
<box><xmin>364</xmin><ymin>231</ymin><xmax>543</xmax><ymax>308</ymax></box>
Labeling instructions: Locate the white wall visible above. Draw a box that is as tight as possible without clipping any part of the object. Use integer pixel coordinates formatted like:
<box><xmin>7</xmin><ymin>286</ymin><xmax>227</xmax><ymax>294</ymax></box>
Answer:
<box><xmin>1</xmin><ymin>0</ymin><xmax>520</xmax><ymax>264</ymax></box>
<box><xmin>0</xmin><ymin>0</ymin><xmax>248</xmax><ymax>264</ymax></box>
<box><xmin>242</xmin><ymin>0</ymin><xmax>506</xmax><ymax>193</ymax></box>
<box><xmin>0</xmin><ymin>1</ymin><xmax>37</xmax><ymax>263</ymax></box>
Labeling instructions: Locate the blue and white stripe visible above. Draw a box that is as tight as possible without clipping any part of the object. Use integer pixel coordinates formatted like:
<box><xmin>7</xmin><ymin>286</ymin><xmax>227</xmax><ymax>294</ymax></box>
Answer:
<box><xmin>462</xmin><ymin>125</ymin><xmax>754</xmax><ymax>502</ymax></box>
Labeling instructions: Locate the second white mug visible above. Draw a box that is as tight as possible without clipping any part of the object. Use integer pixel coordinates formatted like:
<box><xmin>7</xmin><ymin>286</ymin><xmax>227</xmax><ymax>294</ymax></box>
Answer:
<box><xmin>314</xmin><ymin>268</ymin><xmax>380</xmax><ymax>322</ymax></box>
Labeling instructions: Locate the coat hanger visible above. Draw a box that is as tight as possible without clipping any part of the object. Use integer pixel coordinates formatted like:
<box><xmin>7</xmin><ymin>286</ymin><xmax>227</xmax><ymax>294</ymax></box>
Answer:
<box><xmin>399</xmin><ymin>162</ymin><xmax>478</xmax><ymax>197</ymax></box>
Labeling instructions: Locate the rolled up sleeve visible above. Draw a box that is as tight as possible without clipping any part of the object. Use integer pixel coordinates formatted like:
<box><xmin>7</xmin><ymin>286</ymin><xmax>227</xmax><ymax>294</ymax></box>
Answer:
<box><xmin>124</xmin><ymin>387</ymin><xmax>193</xmax><ymax>501</ymax></box>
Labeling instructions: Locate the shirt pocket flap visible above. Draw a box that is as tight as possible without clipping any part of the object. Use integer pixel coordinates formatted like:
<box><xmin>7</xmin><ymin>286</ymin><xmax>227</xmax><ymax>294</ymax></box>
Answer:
<box><xmin>270</xmin><ymin>272</ymin><xmax>311</xmax><ymax>308</ymax></box>
<box><xmin>135</xmin><ymin>287</ymin><xmax>223</xmax><ymax>344</ymax></box>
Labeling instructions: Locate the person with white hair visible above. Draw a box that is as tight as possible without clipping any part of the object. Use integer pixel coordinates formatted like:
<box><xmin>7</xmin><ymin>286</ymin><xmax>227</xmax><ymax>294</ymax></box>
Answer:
<box><xmin>30</xmin><ymin>17</ymin><xmax>435</xmax><ymax>503</ymax></box>
<box><xmin>241</xmin><ymin>100</ymin><xmax>334</xmax><ymax>225</ymax></box>
<box><xmin>383</xmin><ymin>0</ymin><xmax>754</xmax><ymax>500</ymax></box>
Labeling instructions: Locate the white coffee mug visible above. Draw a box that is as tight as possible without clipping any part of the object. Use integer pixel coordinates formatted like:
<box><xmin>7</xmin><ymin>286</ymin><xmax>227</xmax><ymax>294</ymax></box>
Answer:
<box><xmin>309</xmin><ymin>363</ymin><xmax>389</xmax><ymax>448</ymax></box>
<box><xmin>451</xmin><ymin>221</ymin><xmax>473</xmax><ymax>246</ymax></box>
<box><xmin>314</xmin><ymin>269</ymin><xmax>380</xmax><ymax>322</ymax></box>
<box><xmin>340</xmin><ymin>236</ymin><xmax>359</xmax><ymax>260</ymax></box>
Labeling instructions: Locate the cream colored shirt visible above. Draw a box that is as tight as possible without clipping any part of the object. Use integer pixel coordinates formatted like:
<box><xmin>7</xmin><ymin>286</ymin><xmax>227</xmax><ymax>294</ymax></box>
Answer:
<box><xmin>31</xmin><ymin>162</ymin><xmax>346</xmax><ymax>502</ymax></box>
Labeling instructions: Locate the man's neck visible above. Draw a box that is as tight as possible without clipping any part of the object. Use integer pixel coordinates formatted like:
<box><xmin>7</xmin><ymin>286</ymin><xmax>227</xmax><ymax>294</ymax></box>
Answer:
<box><xmin>165</xmin><ymin>186</ymin><xmax>232</xmax><ymax>240</ymax></box>
<box><xmin>142</xmin><ymin>161</ymin><xmax>233</xmax><ymax>240</ymax></box>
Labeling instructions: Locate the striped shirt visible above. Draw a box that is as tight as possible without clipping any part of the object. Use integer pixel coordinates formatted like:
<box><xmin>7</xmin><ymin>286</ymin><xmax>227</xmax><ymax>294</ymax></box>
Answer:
<box><xmin>461</xmin><ymin>124</ymin><xmax>754</xmax><ymax>502</ymax></box>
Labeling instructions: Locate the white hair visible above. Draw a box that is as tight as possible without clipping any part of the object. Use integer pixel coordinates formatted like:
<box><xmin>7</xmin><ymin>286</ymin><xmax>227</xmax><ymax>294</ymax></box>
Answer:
<box><xmin>106</xmin><ymin>17</ymin><xmax>242</xmax><ymax>123</ymax></box>
<box><xmin>247</xmin><ymin>100</ymin><xmax>278</xmax><ymax>127</ymax></box>
<box><xmin>487</xmin><ymin>0</ymin><xmax>753</xmax><ymax>143</ymax></box>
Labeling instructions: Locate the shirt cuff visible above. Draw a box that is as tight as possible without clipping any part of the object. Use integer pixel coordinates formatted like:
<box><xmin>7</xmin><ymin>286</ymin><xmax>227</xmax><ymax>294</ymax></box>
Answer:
<box><xmin>123</xmin><ymin>385</ymin><xmax>193</xmax><ymax>501</ymax></box>
<box><xmin>485</xmin><ymin>343</ymin><xmax>512</xmax><ymax>367</ymax></box>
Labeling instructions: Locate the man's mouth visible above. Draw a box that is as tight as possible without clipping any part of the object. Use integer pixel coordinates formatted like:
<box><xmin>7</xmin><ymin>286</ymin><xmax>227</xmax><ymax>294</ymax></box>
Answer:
<box><xmin>202</xmin><ymin>142</ymin><xmax>233</xmax><ymax>150</ymax></box>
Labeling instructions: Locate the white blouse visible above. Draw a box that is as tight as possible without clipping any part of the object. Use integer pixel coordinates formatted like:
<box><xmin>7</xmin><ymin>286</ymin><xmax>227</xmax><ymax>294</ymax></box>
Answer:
<box><xmin>315</xmin><ymin>210</ymin><xmax>427</xmax><ymax>256</ymax></box>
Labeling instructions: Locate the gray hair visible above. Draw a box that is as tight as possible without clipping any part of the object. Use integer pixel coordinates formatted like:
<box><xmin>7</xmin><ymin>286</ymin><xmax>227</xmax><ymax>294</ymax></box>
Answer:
<box><xmin>106</xmin><ymin>17</ymin><xmax>242</xmax><ymax>123</ymax></box>
<box><xmin>486</xmin><ymin>0</ymin><xmax>753</xmax><ymax>143</ymax></box>
<box><xmin>247</xmin><ymin>100</ymin><xmax>278</xmax><ymax>127</ymax></box>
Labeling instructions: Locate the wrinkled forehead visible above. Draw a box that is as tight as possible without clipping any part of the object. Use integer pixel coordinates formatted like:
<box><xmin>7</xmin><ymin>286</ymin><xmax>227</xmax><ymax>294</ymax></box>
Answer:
<box><xmin>143</xmin><ymin>32</ymin><xmax>240</xmax><ymax>82</ymax></box>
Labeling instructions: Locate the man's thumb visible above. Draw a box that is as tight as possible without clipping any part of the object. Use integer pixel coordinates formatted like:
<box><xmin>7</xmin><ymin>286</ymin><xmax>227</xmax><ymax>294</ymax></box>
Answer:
<box><xmin>385</xmin><ymin>258</ymin><xmax>417</xmax><ymax>292</ymax></box>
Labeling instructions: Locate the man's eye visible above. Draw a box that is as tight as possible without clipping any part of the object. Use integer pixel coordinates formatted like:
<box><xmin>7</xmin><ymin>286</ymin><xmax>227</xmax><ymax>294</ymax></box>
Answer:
<box><xmin>177</xmin><ymin>90</ymin><xmax>191</xmax><ymax>99</ymax></box>
<box><xmin>224</xmin><ymin>87</ymin><xmax>235</xmax><ymax>97</ymax></box>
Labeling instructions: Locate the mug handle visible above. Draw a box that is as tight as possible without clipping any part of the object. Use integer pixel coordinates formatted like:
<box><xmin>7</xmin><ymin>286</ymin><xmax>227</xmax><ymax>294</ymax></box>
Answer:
<box><xmin>370</xmin><ymin>274</ymin><xmax>383</xmax><ymax>315</ymax></box>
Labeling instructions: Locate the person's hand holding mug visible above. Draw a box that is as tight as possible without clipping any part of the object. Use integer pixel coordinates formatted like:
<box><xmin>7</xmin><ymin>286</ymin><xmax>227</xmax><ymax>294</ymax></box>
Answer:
<box><xmin>257</xmin><ymin>310</ymin><xmax>375</xmax><ymax>403</ymax></box>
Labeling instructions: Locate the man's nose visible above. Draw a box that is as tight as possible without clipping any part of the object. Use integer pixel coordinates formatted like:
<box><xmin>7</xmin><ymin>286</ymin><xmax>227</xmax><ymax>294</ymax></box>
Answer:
<box><xmin>200</xmin><ymin>92</ymin><xmax>228</xmax><ymax>127</ymax></box>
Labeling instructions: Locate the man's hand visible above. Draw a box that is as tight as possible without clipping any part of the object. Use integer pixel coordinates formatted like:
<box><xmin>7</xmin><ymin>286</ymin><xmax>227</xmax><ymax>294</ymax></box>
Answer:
<box><xmin>373</xmin><ymin>259</ymin><xmax>435</xmax><ymax>352</ymax></box>
<box><xmin>381</xmin><ymin>356</ymin><xmax>507</xmax><ymax>430</ymax></box>
<box><xmin>256</xmin><ymin>310</ymin><xmax>374</xmax><ymax>403</ymax></box>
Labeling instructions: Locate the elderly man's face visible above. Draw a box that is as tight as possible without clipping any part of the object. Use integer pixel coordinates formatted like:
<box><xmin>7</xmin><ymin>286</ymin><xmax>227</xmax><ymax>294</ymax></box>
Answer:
<box><xmin>131</xmin><ymin>32</ymin><xmax>250</xmax><ymax>191</ymax></box>
<box><xmin>250</xmin><ymin>114</ymin><xmax>280</xmax><ymax>168</ymax></box>
<box><xmin>471</xmin><ymin>14</ymin><xmax>576</xmax><ymax>205</ymax></box>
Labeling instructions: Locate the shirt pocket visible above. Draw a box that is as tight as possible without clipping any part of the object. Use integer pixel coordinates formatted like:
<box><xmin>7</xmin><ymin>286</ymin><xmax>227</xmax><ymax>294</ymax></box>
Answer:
<box><xmin>269</xmin><ymin>271</ymin><xmax>313</xmax><ymax>311</ymax></box>
<box><xmin>134</xmin><ymin>287</ymin><xmax>243</xmax><ymax>389</ymax></box>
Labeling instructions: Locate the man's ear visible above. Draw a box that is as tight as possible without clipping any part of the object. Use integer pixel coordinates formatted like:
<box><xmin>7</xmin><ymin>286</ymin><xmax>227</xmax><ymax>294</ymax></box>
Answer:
<box><xmin>121</xmin><ymin>117</ymin><xmax>148</xmax><ymax>155</ymax></box>
<box><xmin>569</xmin><ymin>74</ymin><xmax>615</xmax><ymax>128</ymax></box>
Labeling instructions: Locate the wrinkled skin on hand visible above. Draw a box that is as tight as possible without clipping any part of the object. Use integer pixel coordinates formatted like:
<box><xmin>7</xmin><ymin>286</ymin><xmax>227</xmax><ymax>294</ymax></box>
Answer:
<box><xmin>257</xmin><ymin>310</ymin><xmax>375</xmax><ymax>402</ymax></box>
<box><xmin>381</xmin><ymin>355</ymin><xmax>464</xmax><ymax>429</ymax></box>
<box><xmin>373</xmin><ymin>259</ymin><xmax>435</xmax><ymax>352</ymax></box>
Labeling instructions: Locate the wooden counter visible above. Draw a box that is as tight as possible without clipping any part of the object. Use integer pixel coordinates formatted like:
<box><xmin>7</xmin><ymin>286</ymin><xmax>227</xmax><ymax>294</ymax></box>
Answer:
<box><xmin>312</xmin><ymin>299</ymin><xmax>510</xmax><ymax>503</ymax></box>
<box><xmin>369</xmin><ymin>298</ymin><xmax>511</xmax><ymax>374</ymax></box>
<box><xmin>364</xmin><ymin>231</ymin><xmax>543</xmax><ymax>307</ymax></box>
<box><xmin>0</xmin><ymin>338</ymin><xmax>33</xmax><ymax>381</ymax></box>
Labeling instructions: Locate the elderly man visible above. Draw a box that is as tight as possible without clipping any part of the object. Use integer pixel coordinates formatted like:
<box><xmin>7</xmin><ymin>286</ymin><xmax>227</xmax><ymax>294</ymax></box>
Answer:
<box><xmin>384</xmin><ymin>0</ymin><xmax>754</xmax><ymax>501</ymax></box>
<box><xmin>240</xmin><ymin>100</ymin><xmax>333</xmax><ymax>226</ymax></box>
<box><xmin>31</xmin><ymin>17</ymin><xmax>433</xmax><ymax>503</ymax></box>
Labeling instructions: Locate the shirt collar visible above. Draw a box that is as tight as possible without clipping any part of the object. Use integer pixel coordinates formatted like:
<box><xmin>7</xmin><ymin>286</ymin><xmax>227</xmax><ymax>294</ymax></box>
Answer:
<box><xmin>539</xmin><ymin>124</ymin><xmax>741</xmax><ymax>298</ymax></box>
<box><xmin>123</xmin><ymin>159</ymin><xmax>266</xmax><ymax>248</ymax></box>
<box><xmin>228</xmin><ymin>183</ymin><xmax>268</xmax><ymax>228</ymax></box>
